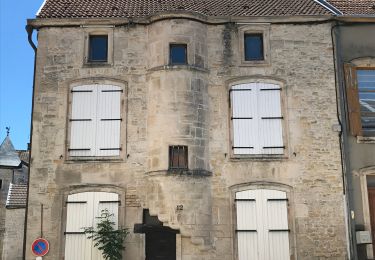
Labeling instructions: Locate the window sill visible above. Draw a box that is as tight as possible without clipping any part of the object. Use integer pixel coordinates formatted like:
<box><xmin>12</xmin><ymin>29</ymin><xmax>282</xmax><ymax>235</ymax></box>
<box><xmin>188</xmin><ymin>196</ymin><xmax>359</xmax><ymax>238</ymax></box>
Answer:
<box><xmin>357</xmin><ymin>136</ymin><xmax>375</xmax><ymax>144</ymax></box>
<box><xmin>239</xmin><ymin>60</ymin><xmax>270</xmax><ymax>67</ymax></box>
<box><xmin>146</xmin><ymin>169</ymin><xmax>212</xmax><ymax>177</ymax></box>
<box><xmin>230</xmin><ymin>154</ymin><xmax>288</xmax><ymax>162</ymax></box>
<box><xmin>148</xmin><ymin>64</ymin><xmax>208</xmax><ymax>73</ymax></box>
<box><xmin>65</xmin><ymin>157</ymin><xmax>125</xmax><ymax>163</ymax></box>
<box><xmin>83</xmin><ymin>62</ymin><xmax>112</xmax><ymax>68</ymax></box>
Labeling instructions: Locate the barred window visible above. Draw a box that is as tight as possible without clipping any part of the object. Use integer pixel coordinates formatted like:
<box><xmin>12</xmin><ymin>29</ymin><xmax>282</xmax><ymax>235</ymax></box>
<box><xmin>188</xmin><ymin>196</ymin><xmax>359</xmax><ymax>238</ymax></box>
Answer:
<box><xmin>169</xmin><ymin>146</ymin><xmax>188</xmax><ymax>169</ymax></box>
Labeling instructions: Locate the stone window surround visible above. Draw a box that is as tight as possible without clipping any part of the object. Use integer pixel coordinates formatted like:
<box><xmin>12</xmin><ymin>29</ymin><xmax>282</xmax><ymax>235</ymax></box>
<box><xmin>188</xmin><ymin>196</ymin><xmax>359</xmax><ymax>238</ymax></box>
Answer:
<box><xmin>230</xmin><ymin>182</ymin><xmax>296</xmax><ymax>260</ymax></box>
<box><xmin>347</xmin><ymin>57</ymin><xmax>375</xmax><ymax>143</ymax></box>
<box><xmin>59</xmin><ymin>185</ymin><xmax>125</xmax><ymax>259</ymax></box>
<box><xmin>82</xmin><ymin>26</ymin><xmax>114</xmax><ymax>66</ymax></box>
<box><xmin>358</xmin><ymin>166</ymin><xmax>375</xmax><ymax>258</ymax></box>
<box><xmin>227</xmin><ymin>76</ymin><xmax>289</xmax><ymax>160</ymax></box>
<box><xmin>238</xmin><ymin>24</ymin><xmax>271</xmax><ymax>67</ymax></box>
<box><xmin>65</xmin><ymin>78</ymin><xmax>128</xmax><ymax>162</ymax></box>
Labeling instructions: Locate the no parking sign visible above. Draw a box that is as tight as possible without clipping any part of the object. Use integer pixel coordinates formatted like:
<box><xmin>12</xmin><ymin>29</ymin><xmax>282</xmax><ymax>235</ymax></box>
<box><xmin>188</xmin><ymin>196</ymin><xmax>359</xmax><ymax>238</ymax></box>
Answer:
<box><xmin>31</xmin><ymin>238</ymin><xmax>49</xmax><ymax>257</ymax></box>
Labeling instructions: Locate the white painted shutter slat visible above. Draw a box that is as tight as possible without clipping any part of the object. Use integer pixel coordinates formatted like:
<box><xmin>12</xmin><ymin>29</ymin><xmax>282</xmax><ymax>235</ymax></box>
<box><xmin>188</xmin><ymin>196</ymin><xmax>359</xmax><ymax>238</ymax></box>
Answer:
<box><xmin>231</xmin><ymin>84</ymin><xmax>257</xmax><ymax>155</ymax></box>
<box><xmin>65</xmin><ymin>192</ymin><xmax>95</xmax><ymax>260</ymax></box>
<box><xmin>258</xmin><ymin>83</ymin><xmax>283</xmax><ymax>155</ymax></box>
<box><xmin>96</xmin><ymin>85</ymin><xmax>122</xmax><ymax>156</ymax></box>
<box><xmin>70</xmin><ymin>85</ymin><xmax>97</xmax><ymax>156</ymax></box>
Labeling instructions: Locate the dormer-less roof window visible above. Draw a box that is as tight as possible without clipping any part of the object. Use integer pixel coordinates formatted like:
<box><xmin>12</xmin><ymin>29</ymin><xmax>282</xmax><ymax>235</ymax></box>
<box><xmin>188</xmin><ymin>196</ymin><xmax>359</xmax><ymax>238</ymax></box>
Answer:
<box><xmin>88</xmin><ymin>35</ymin><xmax>108</xmax><ymax>62</ymax></box>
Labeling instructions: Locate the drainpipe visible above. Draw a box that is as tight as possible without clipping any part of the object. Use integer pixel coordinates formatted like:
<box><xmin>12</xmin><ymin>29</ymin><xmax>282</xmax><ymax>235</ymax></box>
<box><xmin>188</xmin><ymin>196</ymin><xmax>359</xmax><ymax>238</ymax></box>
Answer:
<box><xmin>23</xmin><ymin>24</ymin><xmax>37</xmax><ymax>259</ymax></box>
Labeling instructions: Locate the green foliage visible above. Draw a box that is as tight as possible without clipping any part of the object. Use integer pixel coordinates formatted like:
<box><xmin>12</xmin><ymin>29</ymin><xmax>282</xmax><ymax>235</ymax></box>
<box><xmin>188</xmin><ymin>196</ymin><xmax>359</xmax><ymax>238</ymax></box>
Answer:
<box><xmin>83</xmin><ymin>209</ymin><xmax>129</xmax><ymax>260</ymax></box>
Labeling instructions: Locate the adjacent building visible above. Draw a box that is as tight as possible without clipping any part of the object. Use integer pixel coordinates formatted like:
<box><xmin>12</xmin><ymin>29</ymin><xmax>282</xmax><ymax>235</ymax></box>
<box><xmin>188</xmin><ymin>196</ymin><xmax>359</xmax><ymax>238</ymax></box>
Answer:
<box><xmin>330</xmin><ymin>0</ymin><xmax>375</xmax><ymax>259</ymax></box>
<box><xmin>0</xmin><ymin>134</ymin><xmax>29</xmax><ymax>260</ymax></box>
<box><xmin>25</xmin><ymin>0</ymin><xmax>350</xmax><ymax>259</ymax></box>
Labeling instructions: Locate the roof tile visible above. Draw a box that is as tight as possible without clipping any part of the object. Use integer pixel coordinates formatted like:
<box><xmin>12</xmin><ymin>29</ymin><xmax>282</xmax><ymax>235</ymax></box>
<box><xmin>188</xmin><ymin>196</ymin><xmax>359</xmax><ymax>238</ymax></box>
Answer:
<box><xmin>328</xmin><ymin>0</ymin><xmax>375</xmax><ymax>15</ymax></box>
<box><xmin>37</xmin><ymin>0</ymin><xmax>331</xmax><ymax>19</ymax></box>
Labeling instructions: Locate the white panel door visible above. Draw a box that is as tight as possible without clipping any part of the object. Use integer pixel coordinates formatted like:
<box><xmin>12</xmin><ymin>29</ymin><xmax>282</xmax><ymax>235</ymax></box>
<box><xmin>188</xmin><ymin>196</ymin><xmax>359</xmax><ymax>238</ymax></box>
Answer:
<box><xmin>96</xmin><ymin>85</ymin><xmax>122</xmax><ymax>156</ymax></box>
<box><xmin>257</xmin><ymin>83</ymin><xmax>284</xmax><ymax>155</ymax></box>
<box><xmin>236</xmin><ymin>189</ymin><xmax>290</xmax><ymax>260</ymax></box>
<box><xmin>65</xmin><ymin>192</ymin><xmax>119</xmax><ymax>260</ymax></box>
<box><xmin>70</xmin><ymin>85</ymin><xmax>97</xmax><ymax>156</ymax></box>
<box><xmin>65</xmin><ymin>192</ymin><xmax>95</xmax><ymax>260</ymax></box>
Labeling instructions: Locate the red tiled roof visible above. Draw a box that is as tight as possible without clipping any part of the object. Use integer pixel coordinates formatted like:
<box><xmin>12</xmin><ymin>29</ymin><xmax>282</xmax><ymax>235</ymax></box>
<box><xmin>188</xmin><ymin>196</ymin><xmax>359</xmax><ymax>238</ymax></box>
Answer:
<box><xmin>328</xmin><ymin>0</ymin><xmax>375</xmax><ymax>15</ymax></box>
<box><xmin>6</xmin><ymin>184</ymin><xmax>28</xmax><ymax>209</ymax></box>
<box><xmin>37</xmin><ymin>0</ymin><xmax>332</xmax><ymax>19</ymax></box>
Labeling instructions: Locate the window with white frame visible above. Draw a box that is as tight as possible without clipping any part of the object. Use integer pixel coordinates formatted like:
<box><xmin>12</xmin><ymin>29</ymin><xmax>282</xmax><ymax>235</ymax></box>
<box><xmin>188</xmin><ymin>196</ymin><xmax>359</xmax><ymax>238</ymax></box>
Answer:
<box><xmin>69</xmin><ymin>85</ymin><xmax>123</xmax><ymax>157</ymax></box>
<box><xmin>230</xmin><ymin>83</ymin><xmax>284</xmax><ymax>155</ymax></box>
<box><xmin>64</xmin><ymin>192</ymin><xmax>119</xmax><ymax>260</ymax></box>
<box><xmin>235</xmin><ymin>189</ymin><xmax>290</xmax><ymax>260</ymax></box>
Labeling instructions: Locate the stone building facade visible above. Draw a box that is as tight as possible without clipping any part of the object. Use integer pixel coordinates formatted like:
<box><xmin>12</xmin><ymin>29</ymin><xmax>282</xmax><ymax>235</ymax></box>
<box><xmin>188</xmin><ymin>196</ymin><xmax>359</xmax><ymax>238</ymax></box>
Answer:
<box><xmin>25</xmin><ymin>1</ymin><xmax>348</xmax><ymax>259</ymax></box>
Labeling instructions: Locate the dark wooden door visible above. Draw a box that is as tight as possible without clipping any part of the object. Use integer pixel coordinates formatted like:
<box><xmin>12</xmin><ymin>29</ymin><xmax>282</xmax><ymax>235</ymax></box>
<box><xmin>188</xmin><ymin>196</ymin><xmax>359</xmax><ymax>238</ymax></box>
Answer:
<box><xmin>146</xmin><ymin>230</ymin><xmax>176</xmax><ymax>260</ymax></box>
<box><xmin>368</xmin><ymin>188</ymin><xmax>375</xmax><ymax>257</ymax></box>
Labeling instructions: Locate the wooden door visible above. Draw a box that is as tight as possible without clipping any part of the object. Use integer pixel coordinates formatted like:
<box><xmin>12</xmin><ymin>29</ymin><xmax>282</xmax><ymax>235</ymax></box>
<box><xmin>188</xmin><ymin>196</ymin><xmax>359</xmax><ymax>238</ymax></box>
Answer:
<box><xmin>368</xmin><ymin>188</ymin><xmax>375</xmax><ymax>256</ymax></box>
<box><xmin>146</xmin><ymin>230</ymin><xmax>176</xmax><ymax>260</ymax></box>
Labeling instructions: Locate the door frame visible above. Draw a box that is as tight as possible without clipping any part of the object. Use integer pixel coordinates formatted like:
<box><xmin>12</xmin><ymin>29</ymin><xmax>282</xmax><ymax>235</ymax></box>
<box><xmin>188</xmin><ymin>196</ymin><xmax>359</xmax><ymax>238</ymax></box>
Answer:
<box><xmin>359</xmin><ymin>167</ymin><xmax>375</xmax><ymax>258</ymax></box>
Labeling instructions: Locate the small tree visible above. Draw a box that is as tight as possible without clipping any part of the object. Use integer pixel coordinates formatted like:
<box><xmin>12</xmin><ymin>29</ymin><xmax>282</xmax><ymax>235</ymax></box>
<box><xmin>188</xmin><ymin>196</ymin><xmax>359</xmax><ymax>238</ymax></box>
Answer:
<box><xmin>83</xmin><ymin>209</ymin><xmax>129</xmax><ymax>260</ymax></box>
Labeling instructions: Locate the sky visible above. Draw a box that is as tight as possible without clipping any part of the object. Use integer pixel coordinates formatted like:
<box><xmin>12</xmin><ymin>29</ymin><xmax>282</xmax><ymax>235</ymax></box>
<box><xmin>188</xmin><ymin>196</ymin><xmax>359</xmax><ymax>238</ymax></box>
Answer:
<box><xmin>0</xmin><ymin>0</ymin><xmax>44</xmax><ymax>149</ymax></box>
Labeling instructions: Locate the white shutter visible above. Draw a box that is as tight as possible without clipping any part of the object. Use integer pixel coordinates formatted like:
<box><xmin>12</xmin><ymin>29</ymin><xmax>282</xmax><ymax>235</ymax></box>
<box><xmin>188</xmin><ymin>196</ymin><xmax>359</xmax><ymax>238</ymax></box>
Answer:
<box><xmin>264</xmin><ymin>190</ymin><xmax>290</xmax><ymax>260</ymax></box>
<box><xmin>65</xmin><ymin>192</ymin><xmax>95</xmax><ymax>260</ymax></box>
<box><xmin>231</xmin><ymin>84</ymin><xmax>257</xmax><ymax>155</ymax></box>
<box><xmin>236</xmin><ymin>189</ymin><xmax>290</xmax><ymax>260</ymax></box>
<box><xmin>96</xmin><ymin>85</ymin><xmax>122</xmax><ymax>156</ymax></box>
<box><xmin>92</xmin><ymin>192</ymin><xmax>119</xmax><ymax>260</ymax></box>
<box><xmin>65</xmin><ymin>192</ymin><xmax>120</xmax><ymax>260</ymax></box>
<box><xmin>258</xmin><ymin>83</ymin><xmax>284</xmax><ymax>154</ymax></box>
<box><xmin>236</xmin><ymin>190</ymin><xmax>258</xmax><ymax>260</ymax></box>
<box><xmin>70</xmin><ymin>86</ymin><xmax>97</xmax><ymax>156</ymax></box>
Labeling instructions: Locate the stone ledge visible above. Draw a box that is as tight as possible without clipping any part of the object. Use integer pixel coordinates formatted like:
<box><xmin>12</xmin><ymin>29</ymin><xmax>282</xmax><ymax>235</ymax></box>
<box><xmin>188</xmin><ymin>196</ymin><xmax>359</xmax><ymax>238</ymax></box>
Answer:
<box><xmin>146</xmin><ymin>169</ymin><xmax>212</xmax><ymax>177</ymax></box>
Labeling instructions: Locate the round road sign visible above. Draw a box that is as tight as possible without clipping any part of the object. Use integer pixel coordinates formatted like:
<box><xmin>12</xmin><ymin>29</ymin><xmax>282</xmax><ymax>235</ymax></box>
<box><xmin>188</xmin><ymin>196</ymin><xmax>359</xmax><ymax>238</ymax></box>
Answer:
<box><xmin>31</xmin><ymin>238</ymin><xmax>49</xmax><ymax>257</ymax></box>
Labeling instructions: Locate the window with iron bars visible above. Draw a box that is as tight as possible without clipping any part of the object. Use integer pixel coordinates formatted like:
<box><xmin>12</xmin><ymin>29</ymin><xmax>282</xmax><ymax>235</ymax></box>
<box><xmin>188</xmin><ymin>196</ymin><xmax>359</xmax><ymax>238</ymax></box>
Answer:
<box><xmin>169</xmin><ymin>146</ymin><xmax>188</xmax><ymax>170</ymax></box>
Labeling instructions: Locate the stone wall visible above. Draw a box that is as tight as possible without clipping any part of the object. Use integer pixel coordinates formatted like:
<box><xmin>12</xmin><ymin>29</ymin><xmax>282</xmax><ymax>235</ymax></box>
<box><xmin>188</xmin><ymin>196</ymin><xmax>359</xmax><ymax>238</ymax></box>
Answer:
<box><xmin>2</xmin><ymin>209</ymin><xmax>25</xmax><ymax>260</ymax></box>
<box><xmin>25</xmin><ymin>17</ymin><xmax>347</xmax><ymax>260</ymax></box>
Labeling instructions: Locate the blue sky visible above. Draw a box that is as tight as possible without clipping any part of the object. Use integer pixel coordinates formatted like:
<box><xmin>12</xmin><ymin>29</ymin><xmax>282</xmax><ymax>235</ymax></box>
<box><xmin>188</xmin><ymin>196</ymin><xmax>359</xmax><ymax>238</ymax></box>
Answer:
<box><xmin>0</xmin><ymin>0</ymin><xmax>44</xmax><ymax>149</ymax></box>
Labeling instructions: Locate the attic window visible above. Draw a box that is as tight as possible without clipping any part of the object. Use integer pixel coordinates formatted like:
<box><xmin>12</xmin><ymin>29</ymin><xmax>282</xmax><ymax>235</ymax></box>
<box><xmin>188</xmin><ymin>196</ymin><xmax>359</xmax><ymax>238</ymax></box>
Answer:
<box><xmin>244</xmin><ymin>33</ymin><xmax>264</xmax><ymax>61</ymax></box>
<box><xmin>169</xmin><ymin>146</ymin><xmax>188</xmax><ymax>170</ymax></box>
<box><xmin>88</xmin><ymin>35</ymin><xmax>108</xmax><ymax>62</ymax></box>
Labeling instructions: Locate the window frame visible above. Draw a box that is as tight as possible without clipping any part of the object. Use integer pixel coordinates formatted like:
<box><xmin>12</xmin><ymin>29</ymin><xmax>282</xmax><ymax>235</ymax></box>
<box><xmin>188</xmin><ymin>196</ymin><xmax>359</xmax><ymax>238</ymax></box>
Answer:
<box><xmin>169</xmin><ymin>43</ymin><xmax>188</xmax><ymax>65</ymax></box>
<box><xmin>238</xmin><ymin>24</ymin><xmax>270</xmax><ymax>66</ymax></box>
<box><xmin>66</xmin><ymin>80</ymin><xmax>127</xmax><ymax>161</ymax></box>
<box><xmin>228</xmin><ymin>79</ymin><xmax>289</xmax><ymax>160</ymax></box>
<box><xmin>344</xmin><ymin>59</ymin><xmax>375</xmax><ymax>139</ymax></box>
<box><xmin>88</xmin><ymin>35</ymin><xmax>108</xmax><ymax>63</ymax></box>
<box><xmin>83</xmin><ymin>28</ymin><xmax>114</xmax><ymax>66</ymax></box>
<box><xmin>168</xmin><ymin>145</ymin><xmax>188</xmax><ymax>170</ymax></box>
<box><xmin>244</xmin><ymin>33</ymin><xmax>264</xmax><ymax>61</ymax></box>
<box><xmin>230</xmin><ymin>183</ymin><xmax>296</xmax><ymax>260</ymax></box>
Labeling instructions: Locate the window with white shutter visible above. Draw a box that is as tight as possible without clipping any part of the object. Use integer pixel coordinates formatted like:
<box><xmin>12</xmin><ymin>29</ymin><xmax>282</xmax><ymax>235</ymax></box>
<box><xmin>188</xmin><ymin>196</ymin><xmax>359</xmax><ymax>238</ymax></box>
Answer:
<box><xmin>64</xmin><ymin>192</ymin><xmax>120</xmax><ymax>260</ymax></box>
<box><xmin>235</xmin><ymin>189</ymin><xmax>290</xmax><ymax>260</ymax></box>
<box><xmin>69</xmin><ymin>85</ymin><xmax>123</xmax><ymax>157</ymax></box>
<box><xmin>230</xmin><ymin>83</ymin><xmax>284</xmax><ymax>155</ymax></box>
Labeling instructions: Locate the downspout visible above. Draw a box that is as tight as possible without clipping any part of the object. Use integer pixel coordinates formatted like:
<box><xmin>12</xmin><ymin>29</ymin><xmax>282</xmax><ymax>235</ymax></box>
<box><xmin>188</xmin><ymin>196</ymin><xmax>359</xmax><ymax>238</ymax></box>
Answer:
<box><xmin>331</xmin><ymin>22</ymin><xmax>357</xmax><ymax>260</ymax></box>
<box><xmin>23</xmin><ymin>24</ymin><xmax>37</xmax><ymax>259</ymax></box>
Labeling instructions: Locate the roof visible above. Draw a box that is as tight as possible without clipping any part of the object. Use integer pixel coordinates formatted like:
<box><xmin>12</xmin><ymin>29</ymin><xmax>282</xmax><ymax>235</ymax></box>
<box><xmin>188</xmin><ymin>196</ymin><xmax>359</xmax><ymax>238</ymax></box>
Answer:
<box><xmin>327</xmin><ymin>0</ymin><xmax>375</xmax><ymax>15</ymax></box>
<box><xmin>17</xmin><ymin>150</ymin><xmax>30</xmax><ymax>165</ymax></box>
<box><xmin>36</xmin><ymin>0</ymin><xmax>332</xmax><ymax>19</ymax></box>
<box><xmin>6</xmin><ymin>183</ymin><xmax>28</xmax><ymax>209</ymax></box>
<box><xmin>0</xmin><ymin>136</ymin><xmax>21</xmax><ymax>167</ymax></box>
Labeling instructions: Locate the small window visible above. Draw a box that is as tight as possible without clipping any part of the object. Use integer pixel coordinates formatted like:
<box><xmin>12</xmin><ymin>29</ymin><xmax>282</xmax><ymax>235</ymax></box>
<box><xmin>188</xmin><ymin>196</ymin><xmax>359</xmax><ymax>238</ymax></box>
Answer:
<box><xmin>169</xmin><ymin>44</ymin><xmax>187</xmax><ymax>65</ymax></box>
<box><xmin>88</xmin><ymin>35</ymin><xmax>108</xmax><ymax>62</ymax></box>
<box><xmin>244</xmin><ymin>34</ymin><xmax>264</xmax><ymax>61</ymax></box>
<box><xmin>0</xmin><ymin>179</ymin><xmax>2</xmax><ymax>189</ymax></box>
<box><xmin>169</xmin><ymin>146</ymin><xmax>188</xmax><ymax>169</ymax></box>
<box><xmin>345</xmin><ymin>64</ymin><xmax>375</xmax><ymax>136</ymax></box>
